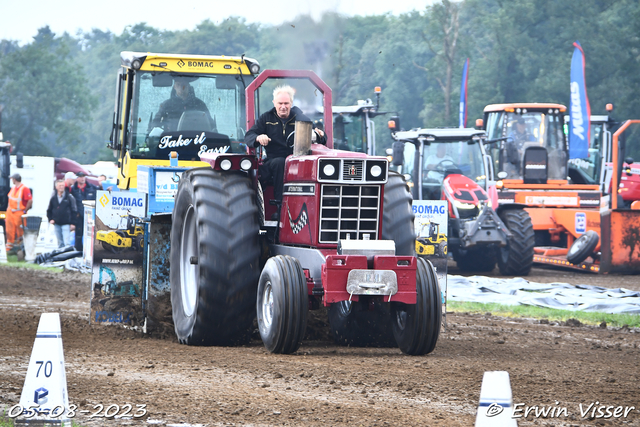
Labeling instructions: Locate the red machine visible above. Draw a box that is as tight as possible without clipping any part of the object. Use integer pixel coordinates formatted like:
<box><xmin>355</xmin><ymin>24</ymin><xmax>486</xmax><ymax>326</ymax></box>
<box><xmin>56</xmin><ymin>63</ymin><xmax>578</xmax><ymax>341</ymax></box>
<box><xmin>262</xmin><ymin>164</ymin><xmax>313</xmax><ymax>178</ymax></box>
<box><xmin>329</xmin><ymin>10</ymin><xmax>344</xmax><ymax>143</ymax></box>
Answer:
<box><xmin>390</xmin><ymin>127</ymin><xmax>533</xmax><ymax>275</ymax></box>
<box><xmin>169</xmin><ymin>70</ymin><xmax>442</xmax><ymax>355</ymax></box>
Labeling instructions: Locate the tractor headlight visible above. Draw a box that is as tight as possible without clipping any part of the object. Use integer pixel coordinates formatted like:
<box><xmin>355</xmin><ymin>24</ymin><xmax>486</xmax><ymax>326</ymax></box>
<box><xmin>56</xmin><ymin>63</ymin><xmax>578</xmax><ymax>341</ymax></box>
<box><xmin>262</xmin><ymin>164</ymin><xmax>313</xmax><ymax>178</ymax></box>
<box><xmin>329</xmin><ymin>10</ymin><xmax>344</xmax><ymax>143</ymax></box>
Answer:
<box><xmin>365</xmin><ymin>160</ymin><xmax>387</xmax><ymax>182</ymax></box>
<box><xmin>240</xmin><ymin>158</ymin><xmax>252</xmax><ymax>171</ymax></box>
<box><xmin>220</xmin><ymin>159</ymin><xmax>232</xmax><ymax>170</ymax></box>
<box><xmin>323</xmin><ymin>163</ymin><xmax>335</xmax><ymax>177</ymax></box>
<box><xmin>453</xmin><ymin>200</ymin><xmax>476</xmax><ymax>210</ymax></box>
<box><xmin>318</xmin><ymin>159</ymin><xmax>340</xmax><ymax>181</ymax></box>
<box><xmin>244</xmin><ymin>58</ymin><xmax>261</xmax><ymax>75</ymax></box>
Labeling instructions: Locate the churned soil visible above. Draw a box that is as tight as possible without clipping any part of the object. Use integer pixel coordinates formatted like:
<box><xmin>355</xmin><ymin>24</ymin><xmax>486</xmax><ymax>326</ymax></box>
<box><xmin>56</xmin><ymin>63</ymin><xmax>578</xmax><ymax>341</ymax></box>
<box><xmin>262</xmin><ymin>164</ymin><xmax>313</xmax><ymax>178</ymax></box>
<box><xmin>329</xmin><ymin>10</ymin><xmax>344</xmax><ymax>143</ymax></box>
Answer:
<box><xmin>1</xmin><ymin>265</ymin><xmax>639</xmax><ymax>426</ymax></box>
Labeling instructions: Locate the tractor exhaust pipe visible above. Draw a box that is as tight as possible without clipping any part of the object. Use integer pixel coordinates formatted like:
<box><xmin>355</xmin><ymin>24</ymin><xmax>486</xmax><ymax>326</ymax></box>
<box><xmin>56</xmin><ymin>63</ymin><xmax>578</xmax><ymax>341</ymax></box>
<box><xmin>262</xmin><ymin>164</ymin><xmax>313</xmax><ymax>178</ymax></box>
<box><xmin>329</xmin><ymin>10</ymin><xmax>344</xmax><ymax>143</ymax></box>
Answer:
<box><xmin>293</xmin><ymin>121</ymin><xmax>312</xmax><ymax>157</ymax></box>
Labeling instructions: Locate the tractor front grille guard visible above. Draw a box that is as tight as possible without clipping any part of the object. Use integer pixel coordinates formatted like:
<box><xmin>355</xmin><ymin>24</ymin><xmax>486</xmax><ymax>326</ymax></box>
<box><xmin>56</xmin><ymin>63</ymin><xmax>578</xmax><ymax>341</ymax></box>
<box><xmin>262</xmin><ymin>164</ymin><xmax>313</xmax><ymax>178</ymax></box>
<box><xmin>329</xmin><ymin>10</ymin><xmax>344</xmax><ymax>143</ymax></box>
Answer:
<box><xmin>319</xmin><ymin>184</ymin><xmax>380</xmax><ymax>244</ymax></box>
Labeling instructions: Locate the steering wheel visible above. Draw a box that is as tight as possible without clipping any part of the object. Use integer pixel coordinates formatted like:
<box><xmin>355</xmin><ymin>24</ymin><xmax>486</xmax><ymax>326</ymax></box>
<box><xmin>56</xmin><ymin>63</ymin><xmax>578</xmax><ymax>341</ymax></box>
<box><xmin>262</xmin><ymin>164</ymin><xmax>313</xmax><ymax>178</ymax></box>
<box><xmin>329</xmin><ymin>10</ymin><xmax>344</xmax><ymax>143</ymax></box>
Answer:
<box><xmin>434</xmin><ymin>159</ymin><xmax>460</xmax><ymax>173</ymax></box>
<box><xmin>287</xmin><ymin>130</ymin><xmax>296</xmax><ymax>148</ymax></box>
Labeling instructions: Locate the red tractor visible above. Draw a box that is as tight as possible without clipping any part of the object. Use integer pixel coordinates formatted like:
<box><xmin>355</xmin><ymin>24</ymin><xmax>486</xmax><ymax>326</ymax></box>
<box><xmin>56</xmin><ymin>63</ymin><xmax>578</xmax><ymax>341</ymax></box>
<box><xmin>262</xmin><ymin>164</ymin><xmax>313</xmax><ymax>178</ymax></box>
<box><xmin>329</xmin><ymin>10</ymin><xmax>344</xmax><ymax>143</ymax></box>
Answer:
<box><xmin>169</xmin><ymin>70</ymin><xmax>442</xmax><ymax>355</ymax></box>
<box><xmin>390</xmin><ymin>127</ymin><xmax>533</xmax><ymax>275</ymax></box>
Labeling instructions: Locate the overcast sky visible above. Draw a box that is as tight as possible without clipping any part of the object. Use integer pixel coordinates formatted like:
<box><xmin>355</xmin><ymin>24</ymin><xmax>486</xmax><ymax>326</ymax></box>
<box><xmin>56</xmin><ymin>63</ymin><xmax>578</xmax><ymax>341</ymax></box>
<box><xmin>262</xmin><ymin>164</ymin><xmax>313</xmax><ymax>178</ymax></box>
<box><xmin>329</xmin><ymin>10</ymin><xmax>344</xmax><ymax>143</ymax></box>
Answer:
<box><xmin>1</xmin><ymin>0</ymin><xmax>432</xmax><ymax>45</ymax></box>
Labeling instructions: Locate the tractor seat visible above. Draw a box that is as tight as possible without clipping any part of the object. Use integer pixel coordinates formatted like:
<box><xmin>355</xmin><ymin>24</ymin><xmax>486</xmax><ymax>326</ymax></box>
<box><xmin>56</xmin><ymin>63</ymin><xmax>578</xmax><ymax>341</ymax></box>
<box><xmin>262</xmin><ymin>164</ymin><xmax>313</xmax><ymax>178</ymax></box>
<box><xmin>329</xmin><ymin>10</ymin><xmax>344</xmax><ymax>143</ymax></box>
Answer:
<box><xmin>177</xmin><ymin>110</ymin><xmax>212</xmax><ymax>132</ymax></box>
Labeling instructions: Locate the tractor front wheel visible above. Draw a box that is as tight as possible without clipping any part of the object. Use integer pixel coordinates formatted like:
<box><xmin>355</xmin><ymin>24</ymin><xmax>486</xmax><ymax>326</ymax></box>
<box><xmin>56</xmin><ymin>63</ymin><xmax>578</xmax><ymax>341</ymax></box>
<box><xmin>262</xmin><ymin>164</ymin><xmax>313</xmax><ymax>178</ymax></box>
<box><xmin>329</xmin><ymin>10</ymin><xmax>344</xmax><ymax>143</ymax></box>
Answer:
<box><xmin>391</xmin><ymin>257</ymin><xmax>441</xmax><ymax>355</ymax></box>
<box><xmin>256</xmin><ymin>255</ymin><xmax>308</xmax><ymax>354</ymax></box>
<box><xmin>497</xmin><ymin>209</ymin><xmax>535</xmax><ymax>276</ymax></box>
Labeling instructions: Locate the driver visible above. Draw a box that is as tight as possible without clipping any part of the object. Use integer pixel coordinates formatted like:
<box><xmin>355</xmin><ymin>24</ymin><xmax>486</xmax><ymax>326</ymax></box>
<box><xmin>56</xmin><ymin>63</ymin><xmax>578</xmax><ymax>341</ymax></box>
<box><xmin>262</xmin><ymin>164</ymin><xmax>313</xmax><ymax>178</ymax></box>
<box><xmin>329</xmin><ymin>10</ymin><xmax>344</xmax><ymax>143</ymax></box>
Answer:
<box><xmin>425</xmin><ymin>144</ymin><xmax>454</xmax><ymax>179</ymax></box>
<box><xmin>505</xmin><ymin>116</ymin><xmax>536</xmax><ymax>177</ymax></box>
<box><xmin>245</xmin><ymin>85</ymin><xmax>325</xmax><ymax>217</ymax></box>
<box><xmin>153</xmin><ymin>77</ymin><xmax>214</xmax><ymax>132</ymax></box>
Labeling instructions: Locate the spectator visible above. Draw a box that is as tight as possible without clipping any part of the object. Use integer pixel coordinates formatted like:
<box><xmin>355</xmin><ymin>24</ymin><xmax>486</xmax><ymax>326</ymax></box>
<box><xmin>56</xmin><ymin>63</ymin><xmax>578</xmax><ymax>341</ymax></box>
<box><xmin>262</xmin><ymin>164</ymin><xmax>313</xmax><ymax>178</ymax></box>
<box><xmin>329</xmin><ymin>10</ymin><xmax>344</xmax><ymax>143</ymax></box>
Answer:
<box><xmin>64</xmin><ymin>171</ymin><xmax>77</xmax><ymax>194</ymax></box>
<box><xmin>71</xmin><ymin>171</ymin><xmax>99</xmax><ymax>251</ymax></box>
<box><xmin>47</xmin><ymin>179</ymin><xmax>77</xmax><ymax>248</ymax></box>
<box><xmin>5</xmin><ymin>173</ymin><xmax>33</xmax><ymax>254</ymax></box>
<box><xmin>244</xmin><ymin>85</ymin><xmax>325</xmax><ymax>218</ymax></box>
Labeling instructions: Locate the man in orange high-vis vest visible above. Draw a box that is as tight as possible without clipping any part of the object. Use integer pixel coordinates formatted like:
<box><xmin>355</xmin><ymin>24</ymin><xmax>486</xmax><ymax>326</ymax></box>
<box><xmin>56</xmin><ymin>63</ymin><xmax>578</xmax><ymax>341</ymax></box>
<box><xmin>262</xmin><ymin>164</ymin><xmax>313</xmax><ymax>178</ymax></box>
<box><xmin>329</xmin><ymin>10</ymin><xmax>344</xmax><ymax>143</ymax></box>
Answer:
<box><xmin>6</xmin><ymin>173</ymin><xmax>33</xmax><ymax>253</ymax></box>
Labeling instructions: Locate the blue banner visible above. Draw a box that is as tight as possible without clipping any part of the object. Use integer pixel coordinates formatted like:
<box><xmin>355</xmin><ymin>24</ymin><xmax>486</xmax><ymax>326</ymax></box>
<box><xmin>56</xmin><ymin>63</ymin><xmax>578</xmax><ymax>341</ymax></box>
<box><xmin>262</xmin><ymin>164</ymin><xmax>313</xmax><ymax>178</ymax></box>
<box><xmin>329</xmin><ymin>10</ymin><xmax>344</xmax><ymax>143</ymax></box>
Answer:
<box><xmin>569</xmin><ymin>41</ymin><xmax>591</xmax><ymax>159</ymax></box>
<box><xmin>459</xmin><ymin>58</ymin><xmax>469</xmax><ymax>128</ymax></box>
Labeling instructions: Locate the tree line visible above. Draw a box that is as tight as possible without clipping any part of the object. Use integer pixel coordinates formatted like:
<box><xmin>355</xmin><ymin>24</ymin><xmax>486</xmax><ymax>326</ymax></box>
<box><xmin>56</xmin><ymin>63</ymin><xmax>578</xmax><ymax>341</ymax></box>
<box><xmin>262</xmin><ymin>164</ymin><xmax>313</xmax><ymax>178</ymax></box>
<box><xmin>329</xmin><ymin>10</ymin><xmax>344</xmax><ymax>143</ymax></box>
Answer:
<box><xmin>1</xmin><ymin>0</ymin><xmax>639</xmax><ymax>163</ymax></box>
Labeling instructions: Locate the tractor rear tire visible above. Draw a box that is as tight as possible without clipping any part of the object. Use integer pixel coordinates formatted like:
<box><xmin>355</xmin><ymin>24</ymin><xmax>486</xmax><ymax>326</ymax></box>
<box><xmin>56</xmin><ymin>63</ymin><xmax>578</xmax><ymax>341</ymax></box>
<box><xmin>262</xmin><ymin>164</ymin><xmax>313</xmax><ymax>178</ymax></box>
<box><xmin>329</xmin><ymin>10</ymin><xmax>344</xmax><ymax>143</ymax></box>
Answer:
<box><xmin>170</xmin><ymin>168</ymin><xmax>261</xmax><ymax>346</ymax></box>
<box><xmin>382</xmin><ymin>172</ymin><xmax>416</xmax><ymax>256</ymax></box>
<box><xmin>567</xmin><ymin>230</ymin><xmax>599</xmax><ymax>264</ymax></box>
<box><xmin>328</xmin><ymin>300</ymin><xmax>396</xmax><ymax>347</ymax></box>
<box><xmin>391</xmin><ymin>257</ymin><xmax>441</xmax><ymax>355</ymax></box>
<box><xmin>326</xmin><ymin>171</ymin><xmax>414</xmax><ymax>347</ymax></box>
<box><xmin>454</xmin><ymin>248</ymin><xmax>496</xmax><ymax>272</ymax></box>
<box><xmin>256</xmin><ymin>255</ymin><xmax>308</xmax><ymax>354</ymax></box>
<box><xmin>497</xmin><ymin>209</ymin><xmax>535</xmax><ymax>276</ymax></box>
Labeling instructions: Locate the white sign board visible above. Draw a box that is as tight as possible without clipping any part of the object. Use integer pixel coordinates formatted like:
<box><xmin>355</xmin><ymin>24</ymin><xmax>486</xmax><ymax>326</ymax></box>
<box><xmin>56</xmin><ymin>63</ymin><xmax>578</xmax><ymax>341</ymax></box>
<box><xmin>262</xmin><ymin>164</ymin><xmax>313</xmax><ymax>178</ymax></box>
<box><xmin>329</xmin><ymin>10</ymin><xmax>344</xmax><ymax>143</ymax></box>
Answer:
<box><xmin>413</xmin><ymin>201</ymin><xmax>448</xmax><ymax>238</ymax></box>
<box><xmin>10</xmin><ymin>156</ymin><xmax>55</xmax><ymax>218</ymax></box>
<box><xmin>95</xmin><ymin>191</ymin><xmax>146</xmax><ymax>229</ymax></box>
<box><xmin>412</xmin><ymin>200</ymin><xmax>448</xmax><ymax>309</ymax></box>
<box><xmin>155</xmin><ymin>171</ymin><xmax>183</xmax><ymax>202</ymax></box>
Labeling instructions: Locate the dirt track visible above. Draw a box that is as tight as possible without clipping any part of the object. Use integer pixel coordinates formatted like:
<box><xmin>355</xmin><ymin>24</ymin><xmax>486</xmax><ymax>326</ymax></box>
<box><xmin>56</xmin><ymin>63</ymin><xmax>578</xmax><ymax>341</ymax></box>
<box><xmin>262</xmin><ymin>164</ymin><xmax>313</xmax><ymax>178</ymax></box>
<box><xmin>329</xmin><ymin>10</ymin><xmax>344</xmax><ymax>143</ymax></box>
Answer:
<box><xmin>1</xmin><ymin>265</ymin><xmax>640</xmax><ymax>426</ymax></box>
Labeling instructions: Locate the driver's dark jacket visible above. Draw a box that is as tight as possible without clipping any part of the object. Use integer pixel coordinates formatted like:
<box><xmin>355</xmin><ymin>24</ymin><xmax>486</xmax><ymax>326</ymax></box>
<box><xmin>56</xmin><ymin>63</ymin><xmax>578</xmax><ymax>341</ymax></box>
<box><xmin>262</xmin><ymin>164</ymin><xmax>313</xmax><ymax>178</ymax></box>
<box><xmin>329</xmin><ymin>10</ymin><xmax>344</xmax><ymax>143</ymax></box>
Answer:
<box><xmin>154</xmin><ymin>93</ymin><xmax>213</xmax><ymax>131</ymax></box>
<box><xmin>245</xmin><ymin>106</ymin><xmax>318</xmax><ymax>159</ymax></box>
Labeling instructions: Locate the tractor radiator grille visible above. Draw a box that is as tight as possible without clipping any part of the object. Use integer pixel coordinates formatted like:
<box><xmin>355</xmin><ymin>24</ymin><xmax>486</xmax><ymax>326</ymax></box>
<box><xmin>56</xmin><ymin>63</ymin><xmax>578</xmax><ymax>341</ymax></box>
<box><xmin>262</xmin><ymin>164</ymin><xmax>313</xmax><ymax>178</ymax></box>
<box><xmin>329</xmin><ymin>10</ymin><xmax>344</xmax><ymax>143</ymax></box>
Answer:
<box><xmin>319</xmin><ymin>184</ymin><xmax>381</xmax><ymax>244</ymax></box>
<box><xmin>342</xmin><ymin>160</ymin><xmax>364</xmax><ymax>181</ymax></box>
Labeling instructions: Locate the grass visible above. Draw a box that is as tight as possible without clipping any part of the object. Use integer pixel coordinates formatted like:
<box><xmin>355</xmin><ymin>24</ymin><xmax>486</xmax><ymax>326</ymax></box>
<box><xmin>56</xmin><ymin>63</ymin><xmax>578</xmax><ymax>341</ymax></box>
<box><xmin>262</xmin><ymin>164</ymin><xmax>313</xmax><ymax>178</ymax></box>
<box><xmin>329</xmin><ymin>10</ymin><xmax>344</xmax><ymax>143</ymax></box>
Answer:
<box><xmin>447</xmin><ymin>300</ymin><xmax>640</xmax><ymax>328</ymax></box>
<box><xmin>0</xmin><ymin>254</ymin><xmax>63</xmax><ymax>272</ymax></box>
<box><xmin>0</xmin><ymin>411</ymin><xmax>87</xmax><ymax>426</ymax></box>
<box><xmin>0</xmin><ymin>414</ymin><xmax>10</xmax><ymax>427</ymax></box>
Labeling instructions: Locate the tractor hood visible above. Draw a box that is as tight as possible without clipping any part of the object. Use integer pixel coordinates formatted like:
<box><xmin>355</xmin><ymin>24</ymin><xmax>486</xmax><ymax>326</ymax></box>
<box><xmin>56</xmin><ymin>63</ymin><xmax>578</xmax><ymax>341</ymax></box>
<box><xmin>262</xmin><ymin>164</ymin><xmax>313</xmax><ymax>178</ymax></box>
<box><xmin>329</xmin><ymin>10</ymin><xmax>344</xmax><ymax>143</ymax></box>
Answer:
<box><xmin>443</xmin><ymin>173</ymin><xmax>490</xmax><ymax>219</ymax></box>
<box><xmin>443</xmin><ymin>173</ymin><xmax>489</xmax><ymax>205</ymax></box>
<box><xmin>444</xmin><ymin>173</ymin><xmax>511</xmax><ymax>248</ymax></box>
